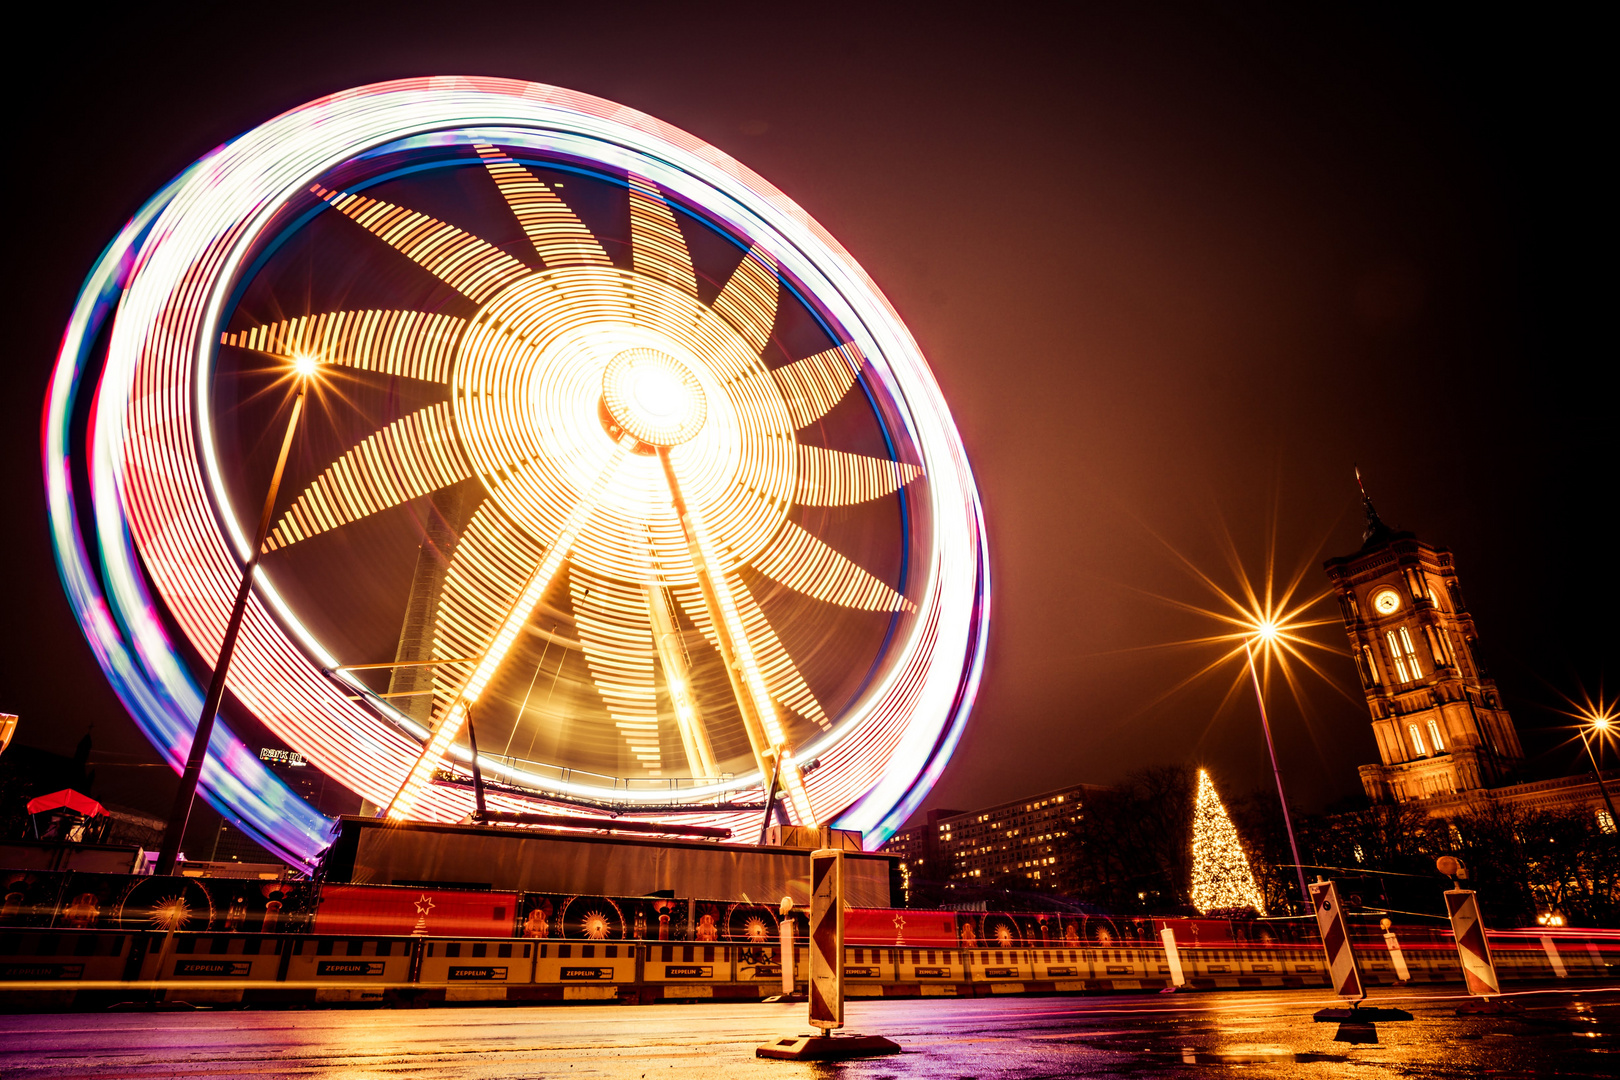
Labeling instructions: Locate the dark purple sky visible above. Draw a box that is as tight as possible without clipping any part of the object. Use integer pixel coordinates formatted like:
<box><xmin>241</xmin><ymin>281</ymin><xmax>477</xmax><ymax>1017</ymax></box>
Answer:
<box><xmin>2</xmin><ymin>4</ymin><xmax>1606</xmax><ymax>824</ymax></box>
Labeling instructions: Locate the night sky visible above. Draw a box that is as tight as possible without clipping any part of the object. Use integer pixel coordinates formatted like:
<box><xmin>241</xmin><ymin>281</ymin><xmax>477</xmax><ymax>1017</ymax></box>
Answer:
<box><xmin>2</xmin><ymin>4</ymin><xmax>1607</xmax><ymax>827</ymax></box>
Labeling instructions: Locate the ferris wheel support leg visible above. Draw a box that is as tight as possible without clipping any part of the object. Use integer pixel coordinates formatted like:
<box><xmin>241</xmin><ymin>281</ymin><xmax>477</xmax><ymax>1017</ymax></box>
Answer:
<box><xmin>155</xmin><ymin>383</ymin><xmax>307</xmax><ymax>876</ymax></box>
<box><xmin>383</xmin><ymin>444</ymin><xmax>631</xmax><ymax>821</ymax></box>
<box><xmin>647</xmin><ymin>577</ymin><xmax>718</xmax><ymax>779</ymax></box>
<box><xmin>657</xmin><ymin>448</ymin><xmax>815</xmax><ymax>826</ymax></box>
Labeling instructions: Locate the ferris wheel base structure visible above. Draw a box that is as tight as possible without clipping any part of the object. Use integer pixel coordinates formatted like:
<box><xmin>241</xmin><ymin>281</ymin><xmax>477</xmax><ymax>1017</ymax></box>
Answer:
<box><xmin>323</xmin><ymin>815</ymin><xmax>896</xmax><ymax>908</ymax></box>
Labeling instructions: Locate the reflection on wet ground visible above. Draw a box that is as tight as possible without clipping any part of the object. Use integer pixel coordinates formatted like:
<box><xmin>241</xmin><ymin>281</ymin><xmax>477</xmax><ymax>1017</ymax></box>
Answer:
<box><xmin>1</xmin><ymin>983</ymin><xmax>1616</xmax><ymax>1078</ymax></box>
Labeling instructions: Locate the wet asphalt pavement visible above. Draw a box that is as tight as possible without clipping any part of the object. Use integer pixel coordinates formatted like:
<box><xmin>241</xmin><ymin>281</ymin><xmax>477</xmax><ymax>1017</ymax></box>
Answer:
<box><xmin>1</xmin><ymin>984</ymin><xmax>1615</xmax><ymax>1078</ymax></box>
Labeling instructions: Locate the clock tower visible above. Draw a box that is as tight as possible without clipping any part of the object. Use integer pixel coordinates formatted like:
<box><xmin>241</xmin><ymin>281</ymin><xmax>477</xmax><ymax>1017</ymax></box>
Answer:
<box><xmin>1323</xmin><ymin>478</ymin><xmax>1524</xmax><ymax>803</ymax></box>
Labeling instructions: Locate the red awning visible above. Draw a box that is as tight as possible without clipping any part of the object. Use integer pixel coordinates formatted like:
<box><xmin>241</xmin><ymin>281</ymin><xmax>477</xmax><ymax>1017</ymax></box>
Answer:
<box><xmin>26</xmin><ymin>789</ymin><xmax>106</xmax><ymax>817</ymax></box>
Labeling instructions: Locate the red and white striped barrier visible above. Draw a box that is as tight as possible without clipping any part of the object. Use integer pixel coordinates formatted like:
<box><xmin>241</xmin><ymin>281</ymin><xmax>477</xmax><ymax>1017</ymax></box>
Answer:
<box><xmin>1444</xmin><ymin>889</ymin><xmax>1501</xmax><ymax>996</ymax></box>
<box><xmin>1308</xmin><ymin>880</ymin><xmax>1364</xmax><ymax>1002</ymax></box>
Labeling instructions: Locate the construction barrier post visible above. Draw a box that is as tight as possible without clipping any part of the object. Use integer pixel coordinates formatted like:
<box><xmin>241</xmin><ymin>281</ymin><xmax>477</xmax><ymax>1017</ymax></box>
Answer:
<box><xmin>1309</xmin><ymin>879</ymin><xmax>1364</xmax><ymax>1004</ymax></box>
<box><xmin>757</xmin><ymin>849</ymin><xmax>899</xmax><ymax>1061</ymax></box>
<box><xmin>1382</xmin><ymin>932</ymin><xmax>1411</xmax><ymax>983</ymax></box>
<box><xmin>808</xmin><ymin>849</ymin><xmax>843</xmax><ymax>1031</ymax></box>
<box><xmin>1160</xmin><ymin>927</ymin><xmax>1186</xmax><ymax>989</ymax></box>
<box><xmin>780</xmin><ymin>896</ymin><xmax>796</xmax><ymax>998</ymax></box>
<box><xmin>1308</xmin><ymin>879</ymin><xmax>1409</xmax><ymax>1039</ymax></box>
<box><xmin>1445</xmin><ymin>889</ymin><xmax>1501</xmax><ymax>997</ymax></box>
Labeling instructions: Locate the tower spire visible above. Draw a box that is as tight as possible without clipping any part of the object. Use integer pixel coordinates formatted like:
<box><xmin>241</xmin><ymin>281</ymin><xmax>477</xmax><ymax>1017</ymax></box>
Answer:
<box><xmin>1354</xmin><ymin>465</ymin><xmax>1393</xmax><ymax>549</ymax></box>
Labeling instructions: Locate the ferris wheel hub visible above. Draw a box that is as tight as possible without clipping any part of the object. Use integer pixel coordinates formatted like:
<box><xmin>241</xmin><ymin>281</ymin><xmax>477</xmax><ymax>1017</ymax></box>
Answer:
<box><xmin>601</xmin><ymin>347</ymin><xmax>709</xmax><ymax>449</ymax></box>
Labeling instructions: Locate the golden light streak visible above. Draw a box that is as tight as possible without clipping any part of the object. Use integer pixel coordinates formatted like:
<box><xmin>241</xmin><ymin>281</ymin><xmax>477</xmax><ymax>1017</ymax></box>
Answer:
<box><xmin>263</xmin><ymin>404</ymin><xmax>472</xmax><ymax>550</ymax></box>
<box><xmin>646</xmin><ymin>569</ymin><xmax>717</xmax><ymax>777</ymax></box>
<box><xmin>386</xmin><ymin>443</ymin><xmax>630</xmax><ymax>819</ymax></box>
<box><xmin>629</xmin><ymin>175</ymin><xmax>698</xmax><ymax>297</ymax></box>
<box><xmin>752</xmin><ymin>519</ymin><xmax>915</xmax><ymax>613</ymax></box>
<box><xmin>796</xmin><ymin>444</ymin><xmax>921</xmax><ymax>507</ymax></box>
<box><xmin>312</xmin><ymin>184</ymin><xmax>530</xmax><ymax>303</ymax></box>
<box><xmin>474</xmin><ymin>144</ymin><xmax>611</xmax><ymax>268</ymax></box>
<box><xmin>760</xmin><ymin>343</ymin><xmax>865</xmax><ymax>430</ymax></box>
<box><xmin>220</xmin><ymin>310</ymin><xmax>465</xmax><ymax>384</ymax></box>
<box><xmin>709</xmin><ymin>244</ymin><xmax>779</xmax><ymax>359</ymax></box>
<box><xmin>573</xmin><ymin>566</ymin><xmax>662</xmax><ymax>773</ymax></box>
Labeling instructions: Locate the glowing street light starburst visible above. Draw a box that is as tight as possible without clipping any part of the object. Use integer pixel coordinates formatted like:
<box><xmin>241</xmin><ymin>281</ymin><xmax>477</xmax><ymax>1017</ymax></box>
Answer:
<box><xmin>1120</xmin><ymin>515</ymin><xmax>1358</xmax><ymax>731</ymax></box>
<box><xmin>1112</xmin><ymin>512</ymin><xmax>1360</xmax><ymax>913</ymax></box>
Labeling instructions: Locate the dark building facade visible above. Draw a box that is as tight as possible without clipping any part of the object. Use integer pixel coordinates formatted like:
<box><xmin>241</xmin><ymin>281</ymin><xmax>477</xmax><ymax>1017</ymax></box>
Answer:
<box><xmin>883</xmin><ymin>783</ymin><xmax>1109</xmax><ymax>891</ymax></box>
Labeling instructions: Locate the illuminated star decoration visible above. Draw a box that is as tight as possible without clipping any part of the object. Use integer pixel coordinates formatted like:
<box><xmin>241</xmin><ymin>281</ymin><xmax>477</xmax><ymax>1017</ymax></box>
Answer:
<box><xmin>414</xmin><ymin>894</ymin><xmax>436</xmax><ymax>917</ymax></box>
<box><xmin>1190</xmin><ymin>767</ymin><xmax>1266</xmax><ymax>914</ymax></box>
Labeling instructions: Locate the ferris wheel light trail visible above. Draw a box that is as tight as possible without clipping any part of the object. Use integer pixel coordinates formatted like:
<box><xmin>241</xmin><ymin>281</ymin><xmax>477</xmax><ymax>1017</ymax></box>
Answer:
<box><xmin>386</xmin><ymin>442</ymin><xmax>633</xmax><ymax>821</ymax></box>
<box><xmin>45</xmin><ymin>78</ymin><xmax>989</xmax><ymax>857</ymax></box>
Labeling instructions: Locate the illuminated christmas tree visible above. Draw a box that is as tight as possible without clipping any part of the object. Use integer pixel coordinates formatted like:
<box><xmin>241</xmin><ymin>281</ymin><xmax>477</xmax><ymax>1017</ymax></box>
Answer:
<box><xmin>1190</xmin><ymin>768</ymin><xmax>1266</xmax><ymax>914</ymax></box>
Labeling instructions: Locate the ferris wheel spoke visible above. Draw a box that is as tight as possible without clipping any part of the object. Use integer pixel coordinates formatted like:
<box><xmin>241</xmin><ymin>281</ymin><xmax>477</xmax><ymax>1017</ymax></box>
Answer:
<box><xmin>658</xmin><ymin>446</ymin><xmax>815</xmax><ymax>825</ymax></box>
<box><xmin>572</xmin><ymin>566</ymin><xmax>662</xmax><ymax>775</ymax></box>
<box><xmin>474</xmin><ymin>144</ymin><xmax>611</xmax><ymax>268</ymax></box>
<box><xmin>385</xmin><ymin>443</ymin><xmax>632</xmax><ymax>819</ymax></box>
<box><xmin>264</xmin><ymin>403</ymin><xmax>473</xmax><ymax>551</ymax></box>
<box><xmin>312</xmin><ymin>184</ymin><xmax>531</xmax><ymax>304</ymax></box>
<box><xmin>674</xmin><ymin>581</ymin><xmax>829</xmax><ymax>731</ymax></box>
<box><xmin>220</xmin><ymin>310</ymin><xmax>464</xmax><ymax>385</ymax></box>
<box><xmin>709</xmin><ymin>244</ymin><xmax>780</xmax><ymax>361</ymax></box>
<box><xmin>795</xmin><ymin>444</ymin><xmax>922</xmax><ymax>507</ymax></box>
<box><xmin>629</xmin><ymin>176</ymin><xmax>699</xmax><ymax>297</ymax></box>
<box><xmin>752</xmin><ymin>519</ymin><xmax>914</xmax><ymax>613</ymax></box>
<box><xmin>743</xmin><ymin>342</ymin><xmax>865</xmax><ymax>429</ymax></box>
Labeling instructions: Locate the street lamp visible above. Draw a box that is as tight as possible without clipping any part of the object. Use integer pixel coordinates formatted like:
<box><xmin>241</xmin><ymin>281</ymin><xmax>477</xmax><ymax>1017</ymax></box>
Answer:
<box><xmin>1575</xmin><ymin>700</ymin><xmax>1618</xmax><ymax>832</ymax></box>
<box><xmin>1243</xmin><ymin>622</ymin><xmax>1311</xmax><ymax>915</ymax></box>
<box><xmin>154</xmin><ymin>357</ymin><xmax>318</xmax><ymax>874</ymax></box>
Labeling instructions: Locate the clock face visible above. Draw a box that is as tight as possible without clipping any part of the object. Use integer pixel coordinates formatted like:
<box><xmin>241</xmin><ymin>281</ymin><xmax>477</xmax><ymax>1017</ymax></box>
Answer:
<box><xmin>1372</xmin><ymin>588</ymin><xmax>1401</xmax><ymax>615</ymax></box>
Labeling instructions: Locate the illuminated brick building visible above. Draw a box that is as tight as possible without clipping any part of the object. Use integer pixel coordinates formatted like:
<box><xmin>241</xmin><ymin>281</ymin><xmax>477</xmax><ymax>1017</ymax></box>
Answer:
<box><xmin>1324</xmin><ymin>486</ymin><xmax>1523</xmax><ymax>802</ymax></box>
<box><xmin>1326</xmin><ymin>484</ymin><xmax>1613</xmax><ymax>826</ymax></box>
<box><xmin>883</xmin><ymin>784</ymin><xmax>1108</xmax><ymax>890</ymax></box>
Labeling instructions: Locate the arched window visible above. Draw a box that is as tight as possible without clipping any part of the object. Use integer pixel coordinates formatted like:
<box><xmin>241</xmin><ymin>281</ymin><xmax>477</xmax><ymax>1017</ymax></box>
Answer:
<box><xmin>1425</xmin><ymin>625</ymin><xmax>1448</xmax><ymax>667</ymax></box>
<box><xmin>1408</xmin><ymin>723</ymin><xmax>1427</xmax><ymax>757</ymax></box>
<box><xmin>1427</xmin><ymin>719</ymin><xmax>1445</xmax><ymax>753</ymax></box>
<box><xmin>1398</xmin><ymin>627</ymin><xmax>1423</xmax><ymax>678</ymax></box>
<box><xmin>1361</xmin><ymin>645</ymin><xmax>1381</xmax><ymax>686</ymax></box>
<box><xmin>1387</xmin><ymin>632</ymin><xmax>1410</xmax><ymax>682</ymax></box>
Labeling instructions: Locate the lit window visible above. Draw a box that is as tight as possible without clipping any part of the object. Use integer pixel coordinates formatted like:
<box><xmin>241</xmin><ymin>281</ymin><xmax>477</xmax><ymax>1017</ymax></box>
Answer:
<box><xmin>1599</xmin><ymin>810</ymin><xmax>1616</xmax><ymax>835</ymax></box>
<box><xmin>1408</xmin><ymin>723</ymin><xmax>1427</xmax><ymax>757</ymax></box>
<box><xmin>1387</xmin><ymin>632</ymin><xmax>1410</xmax><ymax>682</ymax></box>
<box><xmin>1399</xmin><ymin>627</ymin><xmax>1423</xmax><ymax>678</ymax></box>
<box><xmin>1427</xmin><ymin>720</ymin><xmax>1445</xmax><ymax>753</ymax></box>
<box><xmin>1353</xmin><ymin>844</ymin><xmax>1364</xmax><ymax>863</ymax></box>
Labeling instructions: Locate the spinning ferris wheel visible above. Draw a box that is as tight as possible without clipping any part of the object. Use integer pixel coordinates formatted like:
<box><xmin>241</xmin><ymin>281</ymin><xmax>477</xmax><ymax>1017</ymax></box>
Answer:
<box><xmin>46</xmin><ymin>78</ymin><xmax>988</xmax><ymax>865</ymax></box>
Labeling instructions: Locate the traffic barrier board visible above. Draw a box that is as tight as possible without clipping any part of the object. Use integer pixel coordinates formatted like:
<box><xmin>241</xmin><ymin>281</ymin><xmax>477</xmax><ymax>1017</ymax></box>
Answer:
<box><xmin>1308</xmin><ymin>880</ymin><xmax>1364</xmax><ymax>1002</ymax></box>
<box><xmin>808</xmin><ymin>849</ymin><xmax>844</xmax><ymax>1031</ymax></box>
<box><xmin>1444</xmin><ymin>889</ymin><xmax>1500</xmax><ymax>996</ymax></box>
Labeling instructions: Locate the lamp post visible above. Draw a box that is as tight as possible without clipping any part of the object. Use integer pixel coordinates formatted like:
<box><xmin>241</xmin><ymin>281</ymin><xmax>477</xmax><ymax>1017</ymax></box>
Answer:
<box><xmin>1576</xmin><ymin>707</ymin><xmax>1618</xmax><ymax>831</ymax></box>
<box><xmin>1244</xmin><ymin>626</ymin><xmax>1310</xmax><ymax>915</ymax></box>
<box><xmin>154</xmin><ymin>358</ymin><xmax>316</xmax><ymax>875</ymax></box>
